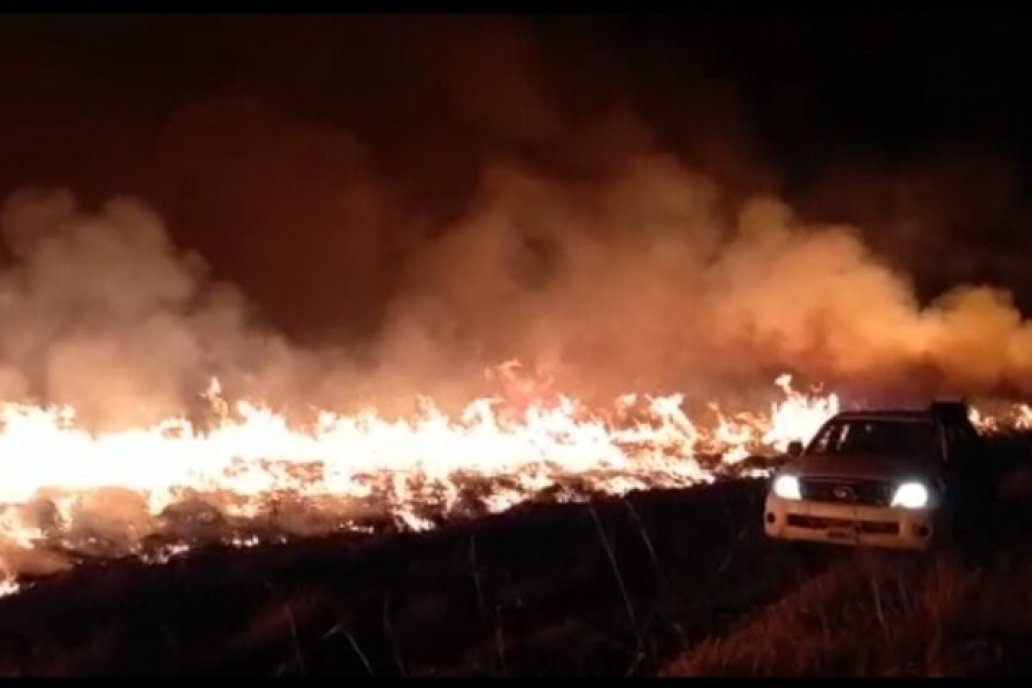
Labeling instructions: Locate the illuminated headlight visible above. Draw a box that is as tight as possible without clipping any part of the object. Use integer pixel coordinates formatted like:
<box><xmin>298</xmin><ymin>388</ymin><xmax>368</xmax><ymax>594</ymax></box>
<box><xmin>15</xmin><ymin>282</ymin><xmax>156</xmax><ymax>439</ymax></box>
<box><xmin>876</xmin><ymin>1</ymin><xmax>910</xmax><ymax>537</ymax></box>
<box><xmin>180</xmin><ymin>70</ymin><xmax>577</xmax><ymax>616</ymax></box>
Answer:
<box><xmin>891</xmin><ymin>482</ymin><xmax>930</xmax><ymax>509</ymax></box>
<box><xmin>772</xmin><ymin>475</ymin><xmax>801</xmax><ymax>500</ymax></box>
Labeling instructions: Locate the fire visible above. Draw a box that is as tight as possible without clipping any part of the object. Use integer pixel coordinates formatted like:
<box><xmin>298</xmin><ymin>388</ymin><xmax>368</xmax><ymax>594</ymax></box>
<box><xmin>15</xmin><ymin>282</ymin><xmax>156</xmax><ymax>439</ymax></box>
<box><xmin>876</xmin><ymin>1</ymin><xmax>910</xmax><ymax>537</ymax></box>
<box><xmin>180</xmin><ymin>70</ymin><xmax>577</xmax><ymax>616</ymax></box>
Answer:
<box><xmin>0</xmin><ymin>366</ymin><xmax>1025</xmax><ymax>599</ymax></box>
<box><xmin>969</xmin><ymin>403</ymin><xmax>1032</xmax><ymax>433</ymax></box>
<box><xmin>704</xmin><ymin>374</ymin><xmax>841</xmax><ymax>465</ymax></box>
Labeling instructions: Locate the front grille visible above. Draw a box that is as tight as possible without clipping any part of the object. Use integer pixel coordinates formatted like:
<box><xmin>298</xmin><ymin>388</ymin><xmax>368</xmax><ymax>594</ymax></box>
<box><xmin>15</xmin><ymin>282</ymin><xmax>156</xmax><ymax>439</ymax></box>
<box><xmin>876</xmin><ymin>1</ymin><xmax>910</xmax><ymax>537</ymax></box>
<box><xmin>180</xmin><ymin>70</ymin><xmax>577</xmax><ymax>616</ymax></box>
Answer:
<box><xmin>787</xmin><ymin>514</ymin><xmax>899</xmax><ymax>535</ymax></box>
<box><xmin>799</xmin><ymin>477</ymin><xmax>894</xmax><ymax>506</ymax></box>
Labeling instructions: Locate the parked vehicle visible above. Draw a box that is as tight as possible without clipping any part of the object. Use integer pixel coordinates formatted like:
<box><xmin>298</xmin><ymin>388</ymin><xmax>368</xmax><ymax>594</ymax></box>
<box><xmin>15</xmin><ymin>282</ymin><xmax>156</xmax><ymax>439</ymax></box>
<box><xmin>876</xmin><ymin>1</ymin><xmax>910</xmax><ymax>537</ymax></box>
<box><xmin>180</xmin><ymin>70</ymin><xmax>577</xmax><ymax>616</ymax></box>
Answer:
<box><xmin>764</xmin><ymin>402</ymin><xmax>988</xmax><ymax>550</ymax></box>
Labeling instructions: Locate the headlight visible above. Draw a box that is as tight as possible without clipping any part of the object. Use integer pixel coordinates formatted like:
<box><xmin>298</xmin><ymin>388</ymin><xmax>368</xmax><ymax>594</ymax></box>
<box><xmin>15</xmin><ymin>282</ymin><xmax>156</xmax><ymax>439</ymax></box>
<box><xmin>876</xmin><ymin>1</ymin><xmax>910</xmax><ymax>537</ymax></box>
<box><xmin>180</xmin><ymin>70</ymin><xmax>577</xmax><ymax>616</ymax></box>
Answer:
<box><xmin>772</xmin><ymin>475</ymin><xmax>801</xmax><ymax>500</ymax></box>
<box><xmin>891</xmin><ymin>481</ymin><xmax>929</xmax><ymax>509</ymax></box>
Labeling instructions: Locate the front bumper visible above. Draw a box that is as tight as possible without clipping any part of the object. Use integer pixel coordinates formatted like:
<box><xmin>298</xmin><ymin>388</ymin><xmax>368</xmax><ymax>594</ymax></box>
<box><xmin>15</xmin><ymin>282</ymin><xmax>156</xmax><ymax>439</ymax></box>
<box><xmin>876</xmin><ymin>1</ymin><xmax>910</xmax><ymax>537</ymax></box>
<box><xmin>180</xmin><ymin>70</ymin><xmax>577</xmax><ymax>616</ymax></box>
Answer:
<box><xmin>764</xmin><ymin>493</ymin><xmax>936</xmax><ymax>550</ymax></box>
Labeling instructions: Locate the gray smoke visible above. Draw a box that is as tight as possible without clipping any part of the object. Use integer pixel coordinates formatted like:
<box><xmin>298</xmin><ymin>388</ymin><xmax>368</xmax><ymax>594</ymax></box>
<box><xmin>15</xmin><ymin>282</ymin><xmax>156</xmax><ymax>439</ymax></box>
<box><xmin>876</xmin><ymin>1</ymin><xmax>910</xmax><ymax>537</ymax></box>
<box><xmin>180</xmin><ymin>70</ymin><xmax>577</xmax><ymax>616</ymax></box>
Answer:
<box><xmin>2</xmin><ymin>148</ymin><xmax>1032</xmax><ymax>433</ymax></box>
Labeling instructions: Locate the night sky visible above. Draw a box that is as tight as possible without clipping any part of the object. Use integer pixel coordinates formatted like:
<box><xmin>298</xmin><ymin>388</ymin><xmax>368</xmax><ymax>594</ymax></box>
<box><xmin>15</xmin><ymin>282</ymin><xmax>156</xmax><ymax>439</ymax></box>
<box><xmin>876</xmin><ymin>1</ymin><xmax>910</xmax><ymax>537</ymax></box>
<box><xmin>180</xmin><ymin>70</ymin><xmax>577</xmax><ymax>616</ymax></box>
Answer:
<box><xmin>1</xmin><ymin>14</ymin><xmax>1031</xmax><ymax>340</ymax></box>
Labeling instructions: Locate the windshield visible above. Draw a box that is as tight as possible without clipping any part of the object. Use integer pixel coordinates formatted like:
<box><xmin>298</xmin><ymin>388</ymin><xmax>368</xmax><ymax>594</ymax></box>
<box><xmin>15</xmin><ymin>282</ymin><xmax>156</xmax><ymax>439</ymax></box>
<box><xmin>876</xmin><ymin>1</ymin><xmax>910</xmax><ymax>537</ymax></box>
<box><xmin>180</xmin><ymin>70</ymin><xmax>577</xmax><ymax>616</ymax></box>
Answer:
<box><xmin>807</xmin><ymin>418</ymin><xmax>940</xmax><ymax>459</ymax></box>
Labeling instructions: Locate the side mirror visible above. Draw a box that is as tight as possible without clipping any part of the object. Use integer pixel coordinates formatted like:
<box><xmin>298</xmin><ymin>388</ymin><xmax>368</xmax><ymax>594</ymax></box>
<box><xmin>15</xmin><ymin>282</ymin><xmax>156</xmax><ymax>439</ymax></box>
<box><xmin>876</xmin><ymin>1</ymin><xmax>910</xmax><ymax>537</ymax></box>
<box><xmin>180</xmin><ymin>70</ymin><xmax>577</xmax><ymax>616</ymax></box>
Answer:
<box><xmin>787</xmin><ymin>440</ymin><xmax>804</xmax><ymax>457</ymax></box>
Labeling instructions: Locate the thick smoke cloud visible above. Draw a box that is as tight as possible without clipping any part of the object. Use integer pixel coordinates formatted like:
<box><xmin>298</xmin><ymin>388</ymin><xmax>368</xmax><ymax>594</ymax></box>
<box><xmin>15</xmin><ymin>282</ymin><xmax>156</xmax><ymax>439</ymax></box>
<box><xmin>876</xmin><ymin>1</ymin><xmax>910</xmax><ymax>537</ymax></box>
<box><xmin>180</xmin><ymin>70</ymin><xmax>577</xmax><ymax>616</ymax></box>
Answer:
<box><xmin>0</xmin><ymin>188</ymin><xmax>337</xmax><ymax>429</ymax></box>
<box><xmin>0</xmin><ymin>16</ymin><xmax>1031</xmax><ymax>423</ymax></box>
<box><xmin>3</xmin><ymin>150</ymin><xmax>1032</xmax><ymax>432</ymax></box>
<box><xmin>386</xmin><ymin>156</ymin><xmax>1032</xmax><ymax>407</ymax></box>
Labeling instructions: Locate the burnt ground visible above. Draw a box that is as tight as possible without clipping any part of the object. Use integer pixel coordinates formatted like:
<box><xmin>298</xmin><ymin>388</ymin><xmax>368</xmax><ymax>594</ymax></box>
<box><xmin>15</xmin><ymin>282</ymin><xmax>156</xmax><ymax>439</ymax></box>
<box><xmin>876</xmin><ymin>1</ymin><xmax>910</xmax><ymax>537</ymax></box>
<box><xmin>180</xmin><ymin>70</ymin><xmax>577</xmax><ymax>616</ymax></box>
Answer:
<box><xmin>0</xmin><ymin>479</ymin><xmax>839</xmax><ymax>676</ymax></box>
<box><xmin>0</xmin><ymin>436</ymin><xmax>1029</xmax><ymax>676</ymax></box>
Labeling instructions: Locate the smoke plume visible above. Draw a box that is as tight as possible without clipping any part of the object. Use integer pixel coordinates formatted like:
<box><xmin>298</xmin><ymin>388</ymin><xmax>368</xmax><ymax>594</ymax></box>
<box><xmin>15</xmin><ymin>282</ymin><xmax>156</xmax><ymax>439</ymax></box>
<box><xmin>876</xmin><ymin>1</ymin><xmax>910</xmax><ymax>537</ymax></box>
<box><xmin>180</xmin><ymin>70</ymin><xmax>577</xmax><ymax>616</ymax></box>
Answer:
<box><xmin>0</xmin><ymin>17</ymin><xmax>1029</xmax><ymax>421</ymax></box>
<box><xmin>2</xmin><ymin>146</ymin><xmax>1032</xmax><ymax>428</ymax></box>
<box><xmin>383</xmin><ymin>155</ymin><xmax>1032</xmax><ymax>406</ymax></box>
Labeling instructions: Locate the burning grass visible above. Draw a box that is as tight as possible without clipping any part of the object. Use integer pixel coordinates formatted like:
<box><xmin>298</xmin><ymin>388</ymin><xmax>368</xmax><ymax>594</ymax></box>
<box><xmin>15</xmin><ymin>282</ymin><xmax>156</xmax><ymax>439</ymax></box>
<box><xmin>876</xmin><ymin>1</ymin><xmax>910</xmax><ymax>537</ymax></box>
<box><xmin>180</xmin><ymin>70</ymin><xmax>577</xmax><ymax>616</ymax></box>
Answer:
<box><xmin>0</xmin><ymin>433</ymin><xmax>1027</xmax><ymax>675</ymax></box>
<box><xmin>0</xmin><ymin>366</ymin><xmax>1025</xmax><ymax>598</ymax></box>
<box><xmin>0</xmin><ymin>371</ymin><xmax>842</xmax><ymax>592</ymax></box>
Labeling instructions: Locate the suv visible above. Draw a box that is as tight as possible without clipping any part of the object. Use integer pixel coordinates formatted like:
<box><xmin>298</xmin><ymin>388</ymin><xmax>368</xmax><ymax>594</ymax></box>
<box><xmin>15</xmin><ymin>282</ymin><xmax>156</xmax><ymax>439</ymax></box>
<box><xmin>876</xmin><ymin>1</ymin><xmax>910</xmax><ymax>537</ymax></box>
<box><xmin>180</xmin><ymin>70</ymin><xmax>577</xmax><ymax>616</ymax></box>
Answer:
<box><xmin>763</xmin><ymin>402</ymin><xmax>987</xmax><ymax>550</ymax></box>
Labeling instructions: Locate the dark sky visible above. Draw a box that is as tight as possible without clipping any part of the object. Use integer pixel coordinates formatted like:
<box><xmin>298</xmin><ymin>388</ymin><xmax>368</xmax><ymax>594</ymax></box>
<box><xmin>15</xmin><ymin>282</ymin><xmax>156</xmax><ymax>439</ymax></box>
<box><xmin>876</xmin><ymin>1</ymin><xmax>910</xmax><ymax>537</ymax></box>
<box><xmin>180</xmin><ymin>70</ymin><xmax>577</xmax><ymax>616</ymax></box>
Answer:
<box><xmin>2</xmin><ymin>14</ymin><xmax>1031</xmax><ymax>341</ymax></box>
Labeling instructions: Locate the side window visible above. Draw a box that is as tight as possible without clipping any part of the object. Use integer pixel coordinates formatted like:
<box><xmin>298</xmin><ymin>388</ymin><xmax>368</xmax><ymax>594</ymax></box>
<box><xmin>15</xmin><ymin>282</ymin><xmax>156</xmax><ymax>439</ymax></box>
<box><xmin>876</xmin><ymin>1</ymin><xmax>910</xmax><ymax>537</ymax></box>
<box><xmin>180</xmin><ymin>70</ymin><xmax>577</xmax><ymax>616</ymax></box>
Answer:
<box><xmin>809</xmin><ymin>423</ymin><xmax>837</xmax><ymax>454</ymax></box>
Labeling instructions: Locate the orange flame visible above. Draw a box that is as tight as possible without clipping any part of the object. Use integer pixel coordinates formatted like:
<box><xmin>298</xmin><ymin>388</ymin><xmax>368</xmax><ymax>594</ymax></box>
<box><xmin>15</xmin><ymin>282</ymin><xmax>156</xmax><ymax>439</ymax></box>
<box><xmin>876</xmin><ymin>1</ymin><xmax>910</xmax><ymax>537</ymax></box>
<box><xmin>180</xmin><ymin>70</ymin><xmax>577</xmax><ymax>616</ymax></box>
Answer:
<box><xmin>0</xmin><ymin>366</ymin><xmax>1025</xmax><ymax>598</ymax></box>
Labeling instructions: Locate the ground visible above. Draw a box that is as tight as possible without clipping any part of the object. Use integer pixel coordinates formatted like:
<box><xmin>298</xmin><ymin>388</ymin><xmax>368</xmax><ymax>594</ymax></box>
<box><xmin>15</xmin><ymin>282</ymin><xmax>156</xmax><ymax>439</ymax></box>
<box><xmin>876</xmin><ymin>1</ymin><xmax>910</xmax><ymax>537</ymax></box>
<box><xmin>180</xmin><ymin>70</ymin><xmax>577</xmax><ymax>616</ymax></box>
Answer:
<box><xmin>0</xmin><ymin>440</ymin><xmax>1029</xmax><ymax>676</ymax></box>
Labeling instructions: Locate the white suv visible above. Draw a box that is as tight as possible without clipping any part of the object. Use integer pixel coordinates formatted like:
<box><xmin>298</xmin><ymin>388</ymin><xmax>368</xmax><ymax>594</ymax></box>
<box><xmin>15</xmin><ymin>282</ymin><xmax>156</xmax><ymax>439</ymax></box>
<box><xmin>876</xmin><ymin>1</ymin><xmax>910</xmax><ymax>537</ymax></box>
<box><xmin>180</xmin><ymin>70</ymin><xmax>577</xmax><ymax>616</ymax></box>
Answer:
<box><xmin>764</xmin><ymin>403</ymin><xmax>985</xmax><ymax>550</ymax></box>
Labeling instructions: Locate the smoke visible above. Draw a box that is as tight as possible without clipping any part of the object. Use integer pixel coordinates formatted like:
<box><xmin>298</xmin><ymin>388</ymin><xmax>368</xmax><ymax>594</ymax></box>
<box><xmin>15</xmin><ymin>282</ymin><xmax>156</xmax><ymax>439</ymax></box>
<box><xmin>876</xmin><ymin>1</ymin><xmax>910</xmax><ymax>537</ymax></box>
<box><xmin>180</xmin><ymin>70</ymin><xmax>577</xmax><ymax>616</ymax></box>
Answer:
<box><xmin>0</xmin><ymin>188</ymin><xmax>344</xmax><ymax>430</ymax></box>
<box><xmin>0</xmin><ymin>16</ymin><xmax>1029</xmax><ymax>423</ymax></box>
<box><xmin>3</xmin><ymin>142</ymin><xmax>1032</xmax><ymax>432</ymax></box>
<box><xmin>384</xmin><ymin>154</ymin><xmax>1032</xmax><ymax>406</ymax></box>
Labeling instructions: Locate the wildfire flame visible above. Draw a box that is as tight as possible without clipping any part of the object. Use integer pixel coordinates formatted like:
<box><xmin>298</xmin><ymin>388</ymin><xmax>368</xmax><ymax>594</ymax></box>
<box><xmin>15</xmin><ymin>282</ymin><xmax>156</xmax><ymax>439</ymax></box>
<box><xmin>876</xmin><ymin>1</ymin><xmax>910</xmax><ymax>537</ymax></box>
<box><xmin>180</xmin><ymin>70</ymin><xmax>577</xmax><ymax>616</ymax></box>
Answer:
<box><xmin>969</xmin><ymin>403</ymin><xmax>1032</xmax><ymax>433</ymax></box>
<box><xmin>0</xmin><ymin>365</ymin><xmax>1025</xmax><ymax>598</ymax></box>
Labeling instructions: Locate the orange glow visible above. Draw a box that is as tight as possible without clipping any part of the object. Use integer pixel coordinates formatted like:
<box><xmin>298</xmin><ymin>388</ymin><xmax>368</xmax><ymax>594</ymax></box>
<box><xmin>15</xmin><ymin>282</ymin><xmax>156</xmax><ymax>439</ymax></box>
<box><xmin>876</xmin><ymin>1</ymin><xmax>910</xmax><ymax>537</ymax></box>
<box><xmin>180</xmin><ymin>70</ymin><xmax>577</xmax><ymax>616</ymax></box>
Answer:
<box><xmin>0</xmin><ymin>366</ymin><xmax>1025</xmax><ymax>598</ymax></box>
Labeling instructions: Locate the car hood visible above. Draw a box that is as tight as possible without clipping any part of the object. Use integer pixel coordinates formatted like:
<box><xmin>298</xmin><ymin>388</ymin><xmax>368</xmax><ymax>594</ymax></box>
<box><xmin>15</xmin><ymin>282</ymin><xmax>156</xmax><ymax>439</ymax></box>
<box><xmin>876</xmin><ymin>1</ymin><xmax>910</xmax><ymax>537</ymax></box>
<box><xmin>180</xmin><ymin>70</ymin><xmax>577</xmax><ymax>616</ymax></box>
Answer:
<box><xmin>782</xmin><ymin>452</ymin><xmax>942</xmax><ymax>482</ymax></box>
